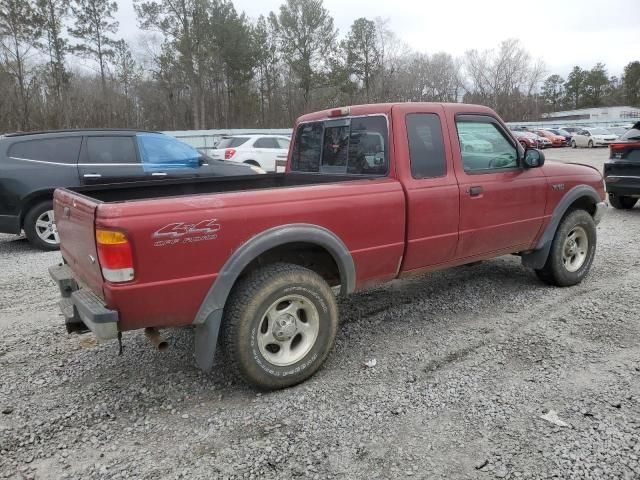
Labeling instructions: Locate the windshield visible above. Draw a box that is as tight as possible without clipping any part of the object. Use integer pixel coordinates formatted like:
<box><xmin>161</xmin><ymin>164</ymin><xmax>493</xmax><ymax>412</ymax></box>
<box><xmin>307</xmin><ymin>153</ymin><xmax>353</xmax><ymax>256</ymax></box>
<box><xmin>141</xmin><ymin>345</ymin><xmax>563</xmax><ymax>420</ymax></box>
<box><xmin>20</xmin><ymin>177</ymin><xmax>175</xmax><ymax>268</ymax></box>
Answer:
<box><xmin>217</xmin><ymin>137</ymin><xmax>250</xmax><ymax>148</ymax></box>
<box><xmin>590</xmin><ymin>128</ymin><xmax>611</xmax><ymax>135</ymax></box>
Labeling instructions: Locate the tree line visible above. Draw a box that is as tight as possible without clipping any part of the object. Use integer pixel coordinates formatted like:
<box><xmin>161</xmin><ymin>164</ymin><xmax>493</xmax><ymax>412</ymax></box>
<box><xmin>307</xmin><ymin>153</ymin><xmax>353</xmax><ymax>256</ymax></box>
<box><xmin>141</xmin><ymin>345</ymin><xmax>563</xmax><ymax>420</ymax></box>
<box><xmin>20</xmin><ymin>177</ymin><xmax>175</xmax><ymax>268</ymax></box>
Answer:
<box><xmin>1</xmin><ymin>0</ymin><xmax>638</xmax><ymax>134</ymax></box>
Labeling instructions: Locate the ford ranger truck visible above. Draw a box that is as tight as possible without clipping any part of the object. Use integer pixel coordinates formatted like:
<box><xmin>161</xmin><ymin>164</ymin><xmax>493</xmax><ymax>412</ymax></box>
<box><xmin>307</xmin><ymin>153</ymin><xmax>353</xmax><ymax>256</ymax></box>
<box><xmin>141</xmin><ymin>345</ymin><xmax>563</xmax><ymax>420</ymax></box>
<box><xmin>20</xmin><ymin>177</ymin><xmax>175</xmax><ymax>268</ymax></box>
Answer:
<box><xmin>50</xmin><ymin>103</ymin><xmax>607</xmax><ymax>390</ymax></box>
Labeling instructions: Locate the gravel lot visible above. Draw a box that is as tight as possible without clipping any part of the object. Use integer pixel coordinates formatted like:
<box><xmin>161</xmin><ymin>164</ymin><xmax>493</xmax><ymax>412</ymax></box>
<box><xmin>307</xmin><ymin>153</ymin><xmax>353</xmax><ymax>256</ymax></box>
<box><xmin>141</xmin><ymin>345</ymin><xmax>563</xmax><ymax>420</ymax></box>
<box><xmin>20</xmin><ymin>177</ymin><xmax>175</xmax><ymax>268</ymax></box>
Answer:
<box><xmin>1</xmin><ymin>147</ymin><xmax>639</xmax><ymax>480</ymax></box>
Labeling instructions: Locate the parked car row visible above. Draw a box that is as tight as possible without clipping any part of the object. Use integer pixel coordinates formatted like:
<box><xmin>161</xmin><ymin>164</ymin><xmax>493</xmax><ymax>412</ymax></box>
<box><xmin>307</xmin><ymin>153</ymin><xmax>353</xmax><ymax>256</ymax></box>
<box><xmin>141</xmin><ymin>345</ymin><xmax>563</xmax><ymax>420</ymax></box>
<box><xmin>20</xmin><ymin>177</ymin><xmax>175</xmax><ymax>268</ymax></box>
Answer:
<box><xmin>0</xmin><ymin>130</ymin><xmax>264</xmax><ymax>250</ymax></box>
<box><xmin>511</xmin><ymin>125</ymin><xmax>631</xmax><ymax>149</ymax></box>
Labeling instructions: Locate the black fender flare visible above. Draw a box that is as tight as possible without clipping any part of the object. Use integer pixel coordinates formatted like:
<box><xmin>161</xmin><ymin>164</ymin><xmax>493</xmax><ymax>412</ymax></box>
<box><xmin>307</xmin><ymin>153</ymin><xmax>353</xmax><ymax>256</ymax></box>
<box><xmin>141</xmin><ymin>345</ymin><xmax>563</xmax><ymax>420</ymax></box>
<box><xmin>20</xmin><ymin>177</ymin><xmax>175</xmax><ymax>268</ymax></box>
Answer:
<box><xmin>193</xmin><ymin>223</ymin><xmax>356</xmax><ymax>371</ymax></box>
<box><xmin>521</xmin><ymin>185</ymin><xmax>601</xmax><ymax>269</ymax></box>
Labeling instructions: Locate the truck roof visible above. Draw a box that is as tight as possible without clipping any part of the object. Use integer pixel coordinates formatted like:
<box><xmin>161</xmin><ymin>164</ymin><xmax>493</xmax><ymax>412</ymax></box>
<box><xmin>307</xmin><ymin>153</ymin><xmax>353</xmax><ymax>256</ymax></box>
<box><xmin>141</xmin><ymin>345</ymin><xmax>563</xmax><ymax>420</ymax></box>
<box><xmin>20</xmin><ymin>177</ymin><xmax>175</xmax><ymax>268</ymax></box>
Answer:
<box><xmin>296</xmin><ymin>102</ymin><xmax>497</xmax><ymax>124</ymax></box>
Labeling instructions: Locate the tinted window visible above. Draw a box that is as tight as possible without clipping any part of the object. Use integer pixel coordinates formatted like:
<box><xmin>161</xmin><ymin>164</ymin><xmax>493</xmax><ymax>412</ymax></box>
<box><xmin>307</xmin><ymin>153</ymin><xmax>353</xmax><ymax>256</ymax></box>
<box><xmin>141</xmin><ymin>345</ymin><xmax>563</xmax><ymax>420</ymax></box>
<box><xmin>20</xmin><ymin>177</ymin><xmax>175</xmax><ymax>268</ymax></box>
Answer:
<box><xmin>456</xmin><ymin>119</ymin><xmax>518</xmax><ymax>173</ymax></box>
<box><xmin>291</xmin><ymin>116</ymin><xmax>388</xmax><ymax>175</ymax></box>
<box><xmin>217</xmin><ymin>137</ymin><xmax>250</xmax><ymax>148</ymax></box>
<box><xmin>406</xmin><ymin>113</ymin><xmax>446</xmax><ymax>178</ymax></box>
<box><xmin>137</xmin><ymin>134</ymin><xmax>200</xmax><ymax>170</ymax></box>
<box><xmin>254</xmin><ymin>137</ymin><xmax>280</xmax><ymax>148</ymax></box>
<box><xmin>86</xmin><ymin>137</ymin><xmax>137</xmax><ymax>164</ymax></box>
<box><xmin>8</xmin><ymin>137</ymin><xmax>81</xmax><ymax>164</ymax></box>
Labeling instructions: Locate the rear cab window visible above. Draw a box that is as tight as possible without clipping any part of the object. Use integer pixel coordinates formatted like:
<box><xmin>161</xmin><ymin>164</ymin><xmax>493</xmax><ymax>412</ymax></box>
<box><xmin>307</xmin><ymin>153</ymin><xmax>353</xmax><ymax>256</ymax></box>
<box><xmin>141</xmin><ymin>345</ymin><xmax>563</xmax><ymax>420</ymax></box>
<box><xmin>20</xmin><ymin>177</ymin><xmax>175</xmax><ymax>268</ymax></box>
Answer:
<box><xmin>217</xmin><ymin>137</ymin><xmax>250</xmax><ymax>148</ymax></box>
<box><xmin>291</xmin><ymin>115</ymin><xmax>388</xmax><ymax>175</ymax></box>
<box><xmin>8</xmin><ymin>137</ymin><xmax>82</xmax><ymax>164</ymax></box>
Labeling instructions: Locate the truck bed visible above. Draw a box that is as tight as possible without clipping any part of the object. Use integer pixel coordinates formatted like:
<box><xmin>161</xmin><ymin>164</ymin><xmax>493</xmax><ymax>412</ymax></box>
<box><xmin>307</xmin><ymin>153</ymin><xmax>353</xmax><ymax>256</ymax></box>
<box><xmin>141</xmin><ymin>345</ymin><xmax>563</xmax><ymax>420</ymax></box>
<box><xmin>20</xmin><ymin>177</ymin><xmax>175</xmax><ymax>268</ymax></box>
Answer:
<box><xmin>68</xmin><ymin>173</ymin><xmax>379</xmax><ymax>203</ymax></box>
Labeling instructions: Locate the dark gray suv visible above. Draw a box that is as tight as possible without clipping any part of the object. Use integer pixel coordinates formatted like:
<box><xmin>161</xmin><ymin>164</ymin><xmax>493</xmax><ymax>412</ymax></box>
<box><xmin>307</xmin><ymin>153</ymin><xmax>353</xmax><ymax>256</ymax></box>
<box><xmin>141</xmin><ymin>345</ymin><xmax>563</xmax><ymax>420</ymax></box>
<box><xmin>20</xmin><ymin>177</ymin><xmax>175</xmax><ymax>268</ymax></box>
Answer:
<box><xmin>0</xmin><ymin>129</ymin><xmax>261</xmax><ymax>250</ymax></box>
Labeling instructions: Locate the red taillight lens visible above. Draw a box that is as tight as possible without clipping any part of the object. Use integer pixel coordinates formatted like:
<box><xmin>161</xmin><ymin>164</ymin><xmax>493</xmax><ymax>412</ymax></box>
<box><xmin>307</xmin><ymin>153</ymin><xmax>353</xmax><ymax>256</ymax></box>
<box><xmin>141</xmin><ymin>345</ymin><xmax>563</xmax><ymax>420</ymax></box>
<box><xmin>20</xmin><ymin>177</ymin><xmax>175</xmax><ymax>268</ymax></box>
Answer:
<box><xmin>224</xmin><ymin>148</ymin><xmax>236</xmax><ymax>160</ymax></box>
<box><xmin>96</xmin><ymin>229</ymin><xmax>134</xmax><ymax>282</ymax></box>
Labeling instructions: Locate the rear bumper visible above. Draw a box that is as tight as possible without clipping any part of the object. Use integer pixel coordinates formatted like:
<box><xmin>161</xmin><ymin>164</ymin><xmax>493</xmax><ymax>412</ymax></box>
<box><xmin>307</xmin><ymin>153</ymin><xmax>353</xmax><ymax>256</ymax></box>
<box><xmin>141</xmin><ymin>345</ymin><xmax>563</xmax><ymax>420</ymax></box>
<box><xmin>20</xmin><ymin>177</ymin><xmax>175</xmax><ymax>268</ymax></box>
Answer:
<box><xmin>49</xmin><ymin>264</ymin><xmax>119</xmax><ymax>340</ymax></box>
<box><xmin>605</xmin><ymin>176</ymin><xmax>640</xmax><ymax>197</ymax></box>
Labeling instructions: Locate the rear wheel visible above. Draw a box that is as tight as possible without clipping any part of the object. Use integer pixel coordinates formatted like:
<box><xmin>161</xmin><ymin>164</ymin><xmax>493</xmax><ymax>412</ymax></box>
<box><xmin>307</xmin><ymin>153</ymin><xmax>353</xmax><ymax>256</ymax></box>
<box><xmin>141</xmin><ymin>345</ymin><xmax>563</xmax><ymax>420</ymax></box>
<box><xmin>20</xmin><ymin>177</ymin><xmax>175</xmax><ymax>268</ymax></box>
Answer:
<box><xmin>571</xmin><ymin>140</ymin><xmax>577</xmax><ymax>148</ymax></box>
<box><xmin>222</xmin><ymin>263</ymin><xmax>338</xmax><ymax>390</ymax></box>
<box><xmin>534</xmin><ymin>209</ymin><xmax>596</xmax><ymax>287</ymax></box>
<box><xmin>24</xmin><ymin>201</ymin><xmax>60</xmax><ymax>251</ymax></box>
<box><xmin>609</xmin><ymin>195</ymin><xmax>638</xmax><ymax>210</ymax></box>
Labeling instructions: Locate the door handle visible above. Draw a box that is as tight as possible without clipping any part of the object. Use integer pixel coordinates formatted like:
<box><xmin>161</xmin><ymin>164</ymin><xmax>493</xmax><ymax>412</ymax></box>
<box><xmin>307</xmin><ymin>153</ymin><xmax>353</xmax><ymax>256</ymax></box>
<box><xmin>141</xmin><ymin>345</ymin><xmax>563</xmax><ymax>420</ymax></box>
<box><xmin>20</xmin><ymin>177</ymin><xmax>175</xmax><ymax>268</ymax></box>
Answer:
<box><xmin>83</xmin><ymin>173</ymin><xmax>102</xmax><ymax>178</ymax></box>
<box><xmin>152</xmin><ymin>172</ymin><xmax>168</xmax><ymax>177</ymax></box>
<box><xmin>468</xmin><ymin>186</ymin><xmax>483</xmax><ymax>197</ymax></box>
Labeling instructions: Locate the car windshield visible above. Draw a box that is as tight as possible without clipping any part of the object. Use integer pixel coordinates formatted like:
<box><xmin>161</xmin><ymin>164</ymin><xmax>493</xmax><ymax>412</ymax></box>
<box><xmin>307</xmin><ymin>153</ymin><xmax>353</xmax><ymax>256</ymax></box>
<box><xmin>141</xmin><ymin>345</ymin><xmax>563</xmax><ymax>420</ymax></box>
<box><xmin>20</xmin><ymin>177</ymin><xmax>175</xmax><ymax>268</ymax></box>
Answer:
<box><xmin>590</xmin><ymin>128</ymin><xmax>610</xmax><ymax>135</ymax></box>
<box><xmin>217</xmin><ymin>137</ymin><xmax>250</xmax><ymax>148</ymax></box>
<box><xmin>555</xmin><ymin>129</ymin><xmax>570</xmax><ymax>136</ymax></box>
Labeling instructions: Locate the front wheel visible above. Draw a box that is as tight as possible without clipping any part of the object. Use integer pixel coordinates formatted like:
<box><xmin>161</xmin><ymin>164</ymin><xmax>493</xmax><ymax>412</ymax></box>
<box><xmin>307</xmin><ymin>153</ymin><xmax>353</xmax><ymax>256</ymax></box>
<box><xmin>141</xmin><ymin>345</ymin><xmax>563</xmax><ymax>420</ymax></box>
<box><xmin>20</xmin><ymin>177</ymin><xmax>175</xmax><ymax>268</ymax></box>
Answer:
<box><xmin>587</xmin><ymin>140</ymin><xmax>594</xmax><ymax>148</ymax></box>
<box><xmin>24</xmin><ymin>201</ymin><xmax>60</xmax><ymax>251</ymax></box>
<box><xmin>609</xmin><ymin>195</ymin><xmax>637</xmax><ymax>210</ymax></box>
<box><xmin>222</xmin><ymin>263</ymin><xmax>338</xmax><ymax>390</ymax></box>
<box><xmin>534</xmin><ymin>209</ymin><xmax>596</xmax><ymax>287</ymax></box>
<box><xmin>571</xmin><ymin>140</ymin><xmax>577</xmax><ymax>148</ymax></box>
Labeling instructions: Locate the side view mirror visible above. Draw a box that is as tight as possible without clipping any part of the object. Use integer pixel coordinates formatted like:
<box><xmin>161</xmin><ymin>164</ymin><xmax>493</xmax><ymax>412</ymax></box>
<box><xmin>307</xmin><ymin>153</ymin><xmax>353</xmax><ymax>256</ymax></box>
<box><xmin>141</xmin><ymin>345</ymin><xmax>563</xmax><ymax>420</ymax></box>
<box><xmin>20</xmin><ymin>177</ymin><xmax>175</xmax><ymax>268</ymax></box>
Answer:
<box><xmin>523</xmin><ymin>148</ymin><xmax>545</xmax><ymax>168</ymax></box>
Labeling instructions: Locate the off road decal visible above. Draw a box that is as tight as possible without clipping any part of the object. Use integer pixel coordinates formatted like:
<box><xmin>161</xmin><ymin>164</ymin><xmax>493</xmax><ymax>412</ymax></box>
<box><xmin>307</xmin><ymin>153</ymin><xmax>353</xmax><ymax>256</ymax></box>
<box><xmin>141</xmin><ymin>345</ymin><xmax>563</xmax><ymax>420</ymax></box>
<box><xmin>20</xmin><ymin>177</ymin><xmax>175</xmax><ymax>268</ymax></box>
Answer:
<box><xmin>153</xmin><ymin>219</ymin><xmax>220</xmax><ymax>247</ymax></box>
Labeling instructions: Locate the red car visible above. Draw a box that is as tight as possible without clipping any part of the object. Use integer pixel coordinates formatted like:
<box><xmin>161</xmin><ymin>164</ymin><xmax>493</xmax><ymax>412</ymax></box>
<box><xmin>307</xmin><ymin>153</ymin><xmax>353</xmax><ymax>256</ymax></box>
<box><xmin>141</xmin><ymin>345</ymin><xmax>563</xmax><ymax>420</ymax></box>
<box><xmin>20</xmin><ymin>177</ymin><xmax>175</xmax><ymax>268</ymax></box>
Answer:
<box><xmin>534</xmin><ymin>129</ymin><xmax>567</xmax><ymax>147</ymax></box>
<box><xmin>51</xmin><ymin>103</ymin><xmax>606</xmax><ymax>389</ymax></box>
<box><xmin>511</xmin><ymin>130</ymin><xmax>539</xmax><ymax>149</ymax></box>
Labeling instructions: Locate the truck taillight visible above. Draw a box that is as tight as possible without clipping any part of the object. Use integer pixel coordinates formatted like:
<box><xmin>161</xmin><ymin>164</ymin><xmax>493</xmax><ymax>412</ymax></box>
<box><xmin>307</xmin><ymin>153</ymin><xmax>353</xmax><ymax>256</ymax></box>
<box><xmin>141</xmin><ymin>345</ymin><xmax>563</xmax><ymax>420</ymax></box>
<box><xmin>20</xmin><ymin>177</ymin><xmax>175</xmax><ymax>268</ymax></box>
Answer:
<box><xmin>95</xmin><ymin>229</ymin><xmax>134</xmax><ymax>283</ymax></box>
<box><xmin>224</xmin><ymin>148</ymin><xmax>236</xmax><ymax>159</ymax></box>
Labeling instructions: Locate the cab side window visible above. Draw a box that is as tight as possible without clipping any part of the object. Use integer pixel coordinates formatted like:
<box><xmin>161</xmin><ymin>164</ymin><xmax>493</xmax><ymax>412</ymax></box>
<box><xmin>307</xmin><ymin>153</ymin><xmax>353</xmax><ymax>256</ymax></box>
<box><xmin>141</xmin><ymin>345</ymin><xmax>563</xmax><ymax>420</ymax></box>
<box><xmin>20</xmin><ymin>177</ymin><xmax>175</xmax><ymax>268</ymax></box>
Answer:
<box><xmin>456</xmin><ymin>118</ymin><xmax>518</xmax><ymax>173</ymax></box>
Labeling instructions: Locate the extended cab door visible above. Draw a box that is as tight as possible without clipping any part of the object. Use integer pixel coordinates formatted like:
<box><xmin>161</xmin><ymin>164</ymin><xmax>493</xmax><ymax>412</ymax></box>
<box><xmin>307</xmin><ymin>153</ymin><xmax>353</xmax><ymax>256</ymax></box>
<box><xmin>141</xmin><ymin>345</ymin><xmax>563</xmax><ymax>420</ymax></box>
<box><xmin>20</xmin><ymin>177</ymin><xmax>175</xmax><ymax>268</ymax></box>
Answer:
<box><xmin>79</xmin><ymin>135</ymin><xmax>146</xmax><ymax>185</ymax></box>
<box><xmin>451</xmin><ymin>114</ymin><xmax>546</xmax><ymax>258</ymax></box>
<box><xmin>392</xmin><ymin>104</ymin><xmax>460</xmax><ymax>271</ymax></box>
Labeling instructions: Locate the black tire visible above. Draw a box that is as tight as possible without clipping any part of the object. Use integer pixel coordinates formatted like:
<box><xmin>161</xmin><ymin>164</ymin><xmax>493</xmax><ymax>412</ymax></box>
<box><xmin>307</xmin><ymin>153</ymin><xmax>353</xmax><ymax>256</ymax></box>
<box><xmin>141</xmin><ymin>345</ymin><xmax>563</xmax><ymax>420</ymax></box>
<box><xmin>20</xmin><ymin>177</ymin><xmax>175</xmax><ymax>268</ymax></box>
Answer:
<box><xmin>534</xmin><ymin>209</ymin><xmax>596</xmax><ymax>287</ymax></box>
<box><xmin>571</xmin><ymin>140</ymin><xmax>577</xmax><ymax>148</ymax></box>
<box><xmin>23</xmin><ymin>200</ymin><xmax>60</xmax><ymax>251</ymax></box>
<box><xmin>587</xmin><ymin>140</ymin><xmax>593</xmax><ymax>148</ymax></box>
<box><xmin>609</xmin><ymin>195</ymin><xmax>637</xmax><ymax>210</ymax></box>
<box><xmin>221</xmin><ymin>262</ymin><xmax>338</xmax><ymax>390</ymax></box>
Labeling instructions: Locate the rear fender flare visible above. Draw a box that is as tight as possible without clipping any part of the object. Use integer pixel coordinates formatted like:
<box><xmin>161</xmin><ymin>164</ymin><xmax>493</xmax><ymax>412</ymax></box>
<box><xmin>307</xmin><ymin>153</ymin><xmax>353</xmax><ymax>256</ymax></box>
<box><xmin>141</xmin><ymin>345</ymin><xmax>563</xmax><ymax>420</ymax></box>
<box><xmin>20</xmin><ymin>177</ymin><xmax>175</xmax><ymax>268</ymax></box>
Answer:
<box><xmin>521</xmin><ymin>185</ymin><xmax>601</xmax><ymax>269</ymax></box>
<box><xmin>193</xmin><ymin>224</ymin><xmax>355</xmax><ymax>371</ymax></box>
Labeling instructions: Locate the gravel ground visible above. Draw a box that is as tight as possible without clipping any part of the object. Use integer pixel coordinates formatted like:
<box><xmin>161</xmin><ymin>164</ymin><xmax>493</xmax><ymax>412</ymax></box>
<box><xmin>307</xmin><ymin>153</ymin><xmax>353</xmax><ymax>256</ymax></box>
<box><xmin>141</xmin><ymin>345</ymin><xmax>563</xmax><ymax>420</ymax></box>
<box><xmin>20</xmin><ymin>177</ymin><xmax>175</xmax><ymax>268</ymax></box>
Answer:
<box><xmin>1</xmin><ymin>148</ymin><xmax>639</xmax><ymax>480</ymax></box>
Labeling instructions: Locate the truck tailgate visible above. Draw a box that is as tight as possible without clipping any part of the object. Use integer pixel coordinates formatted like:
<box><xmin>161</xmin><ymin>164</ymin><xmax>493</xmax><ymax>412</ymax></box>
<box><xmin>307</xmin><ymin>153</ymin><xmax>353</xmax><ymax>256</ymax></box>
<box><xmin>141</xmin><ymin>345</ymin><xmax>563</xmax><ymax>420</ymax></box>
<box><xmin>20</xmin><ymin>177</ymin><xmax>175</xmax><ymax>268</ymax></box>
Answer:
<box><xmin>53</xmin><ymin>188</ymin><xmax>105</xmax><ymax>298</ymax></box>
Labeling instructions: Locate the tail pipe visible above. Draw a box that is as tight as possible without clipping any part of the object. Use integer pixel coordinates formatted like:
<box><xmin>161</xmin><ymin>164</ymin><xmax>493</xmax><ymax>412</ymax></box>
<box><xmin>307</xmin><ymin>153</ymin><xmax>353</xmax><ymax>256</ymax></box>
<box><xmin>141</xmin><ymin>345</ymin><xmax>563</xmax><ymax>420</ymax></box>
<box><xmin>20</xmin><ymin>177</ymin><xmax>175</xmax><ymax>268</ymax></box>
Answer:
<box><xmin>144</xmin><ymin>327</ymin><xmax>168</xmax><ymax>352</ymax></box>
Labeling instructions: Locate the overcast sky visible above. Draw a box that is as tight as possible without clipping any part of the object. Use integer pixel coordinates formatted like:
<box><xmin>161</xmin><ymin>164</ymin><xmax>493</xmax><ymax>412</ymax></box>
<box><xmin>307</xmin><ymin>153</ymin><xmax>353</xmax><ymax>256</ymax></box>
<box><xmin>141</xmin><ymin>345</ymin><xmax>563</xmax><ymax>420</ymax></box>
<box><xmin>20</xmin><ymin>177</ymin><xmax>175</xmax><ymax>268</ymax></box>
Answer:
<box><xmin>115</xmin><ymin>0</ymin><xmax>639</xmax><ymax>78</ymax></box>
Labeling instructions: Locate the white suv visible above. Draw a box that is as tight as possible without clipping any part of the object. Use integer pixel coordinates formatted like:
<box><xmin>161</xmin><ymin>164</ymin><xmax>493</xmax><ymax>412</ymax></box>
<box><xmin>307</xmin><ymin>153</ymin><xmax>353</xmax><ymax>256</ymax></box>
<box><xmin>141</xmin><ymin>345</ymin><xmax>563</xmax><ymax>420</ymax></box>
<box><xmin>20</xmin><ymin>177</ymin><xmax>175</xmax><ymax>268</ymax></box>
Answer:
<box><xmin>206</xmin><ymin>135</ymin><xmax>290</xmax><ymax>172</ymax></box>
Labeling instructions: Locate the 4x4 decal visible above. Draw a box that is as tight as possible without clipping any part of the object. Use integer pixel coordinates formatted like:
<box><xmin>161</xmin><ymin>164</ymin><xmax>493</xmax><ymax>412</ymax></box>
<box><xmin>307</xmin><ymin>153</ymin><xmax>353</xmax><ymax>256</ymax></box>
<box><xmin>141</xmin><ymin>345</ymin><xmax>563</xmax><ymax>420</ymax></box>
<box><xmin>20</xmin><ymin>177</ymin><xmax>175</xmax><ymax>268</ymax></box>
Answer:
<box><xmin>153</xmin><ymin>219</ymin><xmax>220</xmax><ymax>246</ymax></box>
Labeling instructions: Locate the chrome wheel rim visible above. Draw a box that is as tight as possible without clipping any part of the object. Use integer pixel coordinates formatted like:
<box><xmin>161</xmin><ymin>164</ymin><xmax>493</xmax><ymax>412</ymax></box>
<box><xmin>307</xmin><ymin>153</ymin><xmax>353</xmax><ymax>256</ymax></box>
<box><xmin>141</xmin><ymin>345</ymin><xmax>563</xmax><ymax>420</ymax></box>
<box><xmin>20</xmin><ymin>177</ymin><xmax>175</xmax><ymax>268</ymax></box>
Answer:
<box><xmin>562</xmin><ymin>226</ymin><xmax>588</xmax><ymax>273</ymax></box>
<box><xmin>257</xmin><ymin>294</ymin><xmax>319</xmax><ymax>367</ymax></box>
<box><xmin>35</xmin><ymin>210</ymin><xmax>59</xmax><ymax>245</ymax></box>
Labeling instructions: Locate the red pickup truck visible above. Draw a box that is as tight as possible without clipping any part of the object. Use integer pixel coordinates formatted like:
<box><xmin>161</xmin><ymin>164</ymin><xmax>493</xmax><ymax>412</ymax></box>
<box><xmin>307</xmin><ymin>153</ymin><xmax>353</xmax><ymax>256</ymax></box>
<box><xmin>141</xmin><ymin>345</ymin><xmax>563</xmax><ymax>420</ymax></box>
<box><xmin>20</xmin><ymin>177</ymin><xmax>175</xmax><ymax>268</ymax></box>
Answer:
<box><xmin>50</xmin><ymin>103</ymin><xmax>607</xmax><ymax>389</ymax></box>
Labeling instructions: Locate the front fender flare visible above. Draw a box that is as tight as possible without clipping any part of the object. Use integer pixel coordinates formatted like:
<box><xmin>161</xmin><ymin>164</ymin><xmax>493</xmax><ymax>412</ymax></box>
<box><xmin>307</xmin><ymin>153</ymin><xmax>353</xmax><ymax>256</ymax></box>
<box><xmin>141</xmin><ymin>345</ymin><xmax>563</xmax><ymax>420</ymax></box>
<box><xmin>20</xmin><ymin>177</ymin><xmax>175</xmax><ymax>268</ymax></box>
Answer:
<box><xmin>521</xmin><ymin>184</ymin><xmax>602</xmax><ymax>269</ymax></box>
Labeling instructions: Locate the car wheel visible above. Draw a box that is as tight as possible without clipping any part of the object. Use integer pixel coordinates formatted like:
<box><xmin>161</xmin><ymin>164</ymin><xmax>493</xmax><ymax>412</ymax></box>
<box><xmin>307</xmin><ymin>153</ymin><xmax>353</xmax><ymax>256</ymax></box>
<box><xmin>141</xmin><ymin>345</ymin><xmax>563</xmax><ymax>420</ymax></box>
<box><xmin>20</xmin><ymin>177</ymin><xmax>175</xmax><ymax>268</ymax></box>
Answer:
<box><xmin>24</xmin><ymin>201</ymin><xmax>60</xmax><ymax>251</ymax></box>
<box><xmin>571</xmin><ymin>140</ymin><xmax>577</xmax><ymax>148</ymax></box>
<box><xmin>221</xmin><ymin>262</ymin><xmax>338</xmax><ymax>390</ymax></box>
<box><xmin>609</xmin><ymin>195</ymin><xmax>638</xmax><ymax>210</ymax></box>
<box><xmin>587</xmin><ymin>140</ymin><xmax>593</xmax><ymax>148</ymax></box>
<box><xmin>534</xmin><ymin>209</ymin><xmax>596</xmax><ymax>287</ymax></box>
